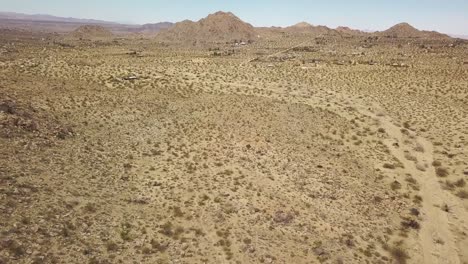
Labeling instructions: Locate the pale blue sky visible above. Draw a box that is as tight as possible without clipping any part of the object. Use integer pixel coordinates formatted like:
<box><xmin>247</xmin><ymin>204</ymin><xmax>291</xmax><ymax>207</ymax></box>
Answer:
<box><xmin>1</xmin><ymin>0</ymin><xmax>467</xmax><ymax>35</ymax></box>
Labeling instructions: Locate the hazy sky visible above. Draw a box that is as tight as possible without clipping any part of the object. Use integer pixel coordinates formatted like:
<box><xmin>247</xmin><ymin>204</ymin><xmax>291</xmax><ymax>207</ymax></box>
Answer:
<box><xmin>1</xmin><ymin>0</ymin><xmax>467</xmax><ymax>35</ymax></box>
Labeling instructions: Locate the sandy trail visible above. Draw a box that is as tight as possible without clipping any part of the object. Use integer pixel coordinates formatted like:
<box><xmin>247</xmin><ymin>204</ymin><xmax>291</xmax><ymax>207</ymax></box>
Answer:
<box><xmin>376</xmin><ymin>115</ymin><xmax>458</xmax><ymax>263</ymax></box>
<box><xmin>293</xmin><ymin>89</ymin><xmax>468</xmax><ymax>263</ymax></box>
<box><xmin>355</xmin><ymin>102</ymin><xmax>468</xmax><ymax>264</ymax></box>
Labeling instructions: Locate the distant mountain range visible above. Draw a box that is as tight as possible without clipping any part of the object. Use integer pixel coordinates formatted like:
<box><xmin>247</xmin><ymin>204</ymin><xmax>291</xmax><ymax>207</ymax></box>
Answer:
<box><xmin>0</xmin><ymin>10</ymin><xmax>460</xmax><ymax>41</ymax></box>
<box><xmin>156</xmin><ymin>12</ymin><xmax>453</xmax><ymax>43</ymax></box>
<box><xmin>450</xmin><ymin>34</ymin><xmax>468</xmax><ymax>40</ymax></box>
<box><xmin>0</xmin><ymin>11</ymin><xmax>173</xmax><ymax>34</ymax></box>
<box><xmin>0</xmin><ymin>11</ymin><xmax>117</xmax><ymax>24</ymax></box>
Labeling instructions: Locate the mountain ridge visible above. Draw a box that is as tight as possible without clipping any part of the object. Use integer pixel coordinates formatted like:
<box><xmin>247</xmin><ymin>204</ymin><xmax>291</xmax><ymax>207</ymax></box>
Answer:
<box><xmin>0</xmin><ymin>11</ymin><xmax>455</xmax><ymax>39</ymax></box>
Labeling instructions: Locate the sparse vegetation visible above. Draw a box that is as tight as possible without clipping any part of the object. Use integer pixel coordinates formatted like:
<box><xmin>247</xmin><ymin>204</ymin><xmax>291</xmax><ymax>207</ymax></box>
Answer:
<box><xmin>401</xmin><ymin>218</ymin><xmax>420</xmax><ymax>230</ymax></box>
<box><xmin>389</xmin><ymin>246</ymin><xmax>409</xmax><ymax>264</ymax></box>
<box><xmin>454</xmin><ymin>179</ymin><xmax>466</xmax><ymax>188</ymax></box>
<box><xmin>456</xmin><ymin>190</ymin><xmax>468</xmax><ymax>199</ymax></box>
<box><xmin>106</xmin><ymin>241</ymin><xmax>119</xmax><ymax>252</ymax></box>
<box><xmin>391</xmin><ymin>180</ymin><xmax>402</xmax><ymax>191</ymax></box>
<box><xmin>2</xmin><ymin>11</ymin><xmax>467</xmax><ymax>264</ymax></box>
<box><xmin>436</xmin><ymin>167</ymin><xmax>449</xmax><ymax>177</ymax></box>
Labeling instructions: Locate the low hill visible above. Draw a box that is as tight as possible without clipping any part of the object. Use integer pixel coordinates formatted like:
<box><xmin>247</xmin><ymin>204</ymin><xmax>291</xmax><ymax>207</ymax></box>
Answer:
<box><xmin>379</xmin><ymin>22</ymin><xmax>449</xmax><ymax>39</ymax></box>
<box><xmin>336</xmin><ymin>26</ymin><xmax>366</xmax><ymax>36</ymax></box>
<box><xmin>157</xmin><ymin>11</ymin><xmax>256</xmax><ymax>43</ymax></box>
<box><xmin>67</xmin><ymin>25</ymin><xmax>113</xmax><ymax>40</ymax></box>
<box><xmin>285</xmin><ymin>22</ymin><xmax>338</xmax><ymax>36</ymax></box>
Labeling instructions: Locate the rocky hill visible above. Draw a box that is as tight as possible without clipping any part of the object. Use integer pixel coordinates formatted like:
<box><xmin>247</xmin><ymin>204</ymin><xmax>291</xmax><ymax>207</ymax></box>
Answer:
<box><xmin>379</xmin><ymin>22</ymin><xmax>449</xmax><ymax>38</ymax></box>
<box><xmin>336</xmin><ymin>26</ymin><xmax>365</xmax><ymax>36</ymax></box>
<box><xmin>156</xmin><ymin>11</ymin><xmax>256</xmax><ymax>43</ymax></box>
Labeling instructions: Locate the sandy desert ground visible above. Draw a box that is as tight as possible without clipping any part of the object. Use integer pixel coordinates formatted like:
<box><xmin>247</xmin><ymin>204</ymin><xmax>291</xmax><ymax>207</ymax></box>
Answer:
<box><xmin>1</xmin><ymin>17</ymin><xmax>468</xmax><ymax>264</ymax></box>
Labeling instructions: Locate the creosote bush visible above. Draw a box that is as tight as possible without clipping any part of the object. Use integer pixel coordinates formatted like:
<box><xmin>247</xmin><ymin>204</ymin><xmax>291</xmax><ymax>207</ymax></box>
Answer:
<box><xmin>389</xmin><ymin>246</ymin><xmax>409</xmax><ymax>264</ymax></box>
<box><xmin>436</xmin><ymin>167</ymin><xmax>449</xmax><ymax>177</ymax></box>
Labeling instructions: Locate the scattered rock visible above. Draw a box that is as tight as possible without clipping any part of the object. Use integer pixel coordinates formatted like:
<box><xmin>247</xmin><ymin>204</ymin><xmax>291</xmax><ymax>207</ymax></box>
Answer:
<box><xmin>123</xmin><ymin>76</ymin><xmax>139</xmax><ymax>81</ymax></box>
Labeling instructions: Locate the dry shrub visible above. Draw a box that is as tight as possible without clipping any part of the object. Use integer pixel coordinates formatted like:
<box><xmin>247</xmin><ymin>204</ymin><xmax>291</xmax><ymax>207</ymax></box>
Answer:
<box><xmin>456</xmin><ymin>190</ymin><xmax>468</xmax><ymax>199</ymax></box>
<box><xmin>436</xmin><ymin>167</ymin><xmax>449</xmax><ymax>177</ymax></box>
<box><xmin>454</xmin><ymin>179</ymin><xmax>466</xmax><ymax>188</ymax></box>
<box><xmin>389</xmin><ymin>247</ymin><xmax>409</xmax><ymax>264</ymax></box>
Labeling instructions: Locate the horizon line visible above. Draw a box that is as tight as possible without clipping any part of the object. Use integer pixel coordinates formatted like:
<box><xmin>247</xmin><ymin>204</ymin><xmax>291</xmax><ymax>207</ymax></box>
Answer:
<box><xmin>0</xmin><ymin>9</ymin><xmax>464</xmax><ymax>37</ymax></box>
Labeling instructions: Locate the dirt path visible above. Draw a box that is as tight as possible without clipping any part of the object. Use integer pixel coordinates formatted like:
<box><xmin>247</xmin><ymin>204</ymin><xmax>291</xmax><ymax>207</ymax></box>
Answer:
<box><xmin>293</xmin><ymin>89</ymin><xmax>468</xmax><ymax>263</ymax></box>
<box><xmin>355</xmin><ymin>102</ymin><xmax>468</xmax><ymax>264</ymax></box>
<box><xmin>376</xmin><ymin>116</ymin><xmax>459</xmax><ymax>263</ymax></box>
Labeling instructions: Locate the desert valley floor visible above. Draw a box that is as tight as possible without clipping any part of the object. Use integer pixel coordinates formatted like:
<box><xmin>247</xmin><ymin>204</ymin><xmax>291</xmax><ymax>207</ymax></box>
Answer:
<box><xmin>1</xmin><ymin>18</ymin><xmax>468</xmax><ymax>264</ymax></box>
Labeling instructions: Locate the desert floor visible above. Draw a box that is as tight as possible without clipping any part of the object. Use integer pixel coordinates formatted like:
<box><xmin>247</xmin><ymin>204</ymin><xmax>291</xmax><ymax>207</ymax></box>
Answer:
<box><xmin>1</xmin><ymin>35</ymin><xmax>468</xmax><ymax>264</ymax></box>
